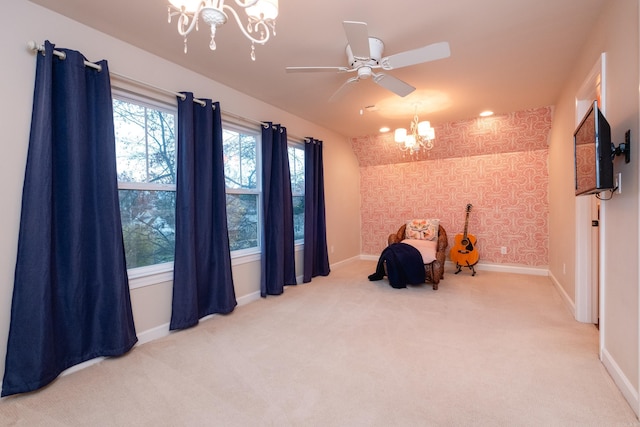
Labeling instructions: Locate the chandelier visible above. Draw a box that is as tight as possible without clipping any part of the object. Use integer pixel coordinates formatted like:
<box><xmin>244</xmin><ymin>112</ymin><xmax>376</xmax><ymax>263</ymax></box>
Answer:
<box><xmin>167</xmin><ymin>0</ymin><xmax>278</xmax><ymax>60</ymax></box>
<box><xmin>394</xmin><ymin>107</ymin><xmax>435</xmax><ymax>154</ymax></box>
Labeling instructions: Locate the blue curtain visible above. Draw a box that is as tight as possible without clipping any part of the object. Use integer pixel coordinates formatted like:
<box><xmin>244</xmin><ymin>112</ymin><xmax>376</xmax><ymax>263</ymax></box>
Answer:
<box><xmin>261</xmin><ymin>123</ymin><xmax>297</xmax><ymax>297</ymax></box>
<box><xmin>2</xmin><ymin>41</ymin><xmax>137</xmax><ymax>397</ymax></box>
<box><xmin>170</xmin><ymin>93</ymin><xmax>237</xmax><ymax>330</ymax></box>
<box><xmin>303</xmin><ymin>138</ymin><xmax>330</xmax><ymax>283</ymax></box>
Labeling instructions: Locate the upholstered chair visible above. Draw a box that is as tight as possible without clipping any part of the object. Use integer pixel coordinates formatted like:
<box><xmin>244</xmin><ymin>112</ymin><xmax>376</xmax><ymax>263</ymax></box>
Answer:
<box><xmin>387</xmin><ymin>223</ymin><xmax>448</xmax><ymax>289</ymax></box>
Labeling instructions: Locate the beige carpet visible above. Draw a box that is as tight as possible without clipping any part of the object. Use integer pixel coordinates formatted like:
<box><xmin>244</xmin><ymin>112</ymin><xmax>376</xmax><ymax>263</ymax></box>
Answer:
<box><xmin>1</xmin><ymin>260</ymin><xmax>638</xmax><ymax>426</ymax></box>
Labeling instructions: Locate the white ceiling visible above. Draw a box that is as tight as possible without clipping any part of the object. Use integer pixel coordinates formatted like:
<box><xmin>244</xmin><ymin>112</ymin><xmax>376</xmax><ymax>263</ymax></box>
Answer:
<box><xmin>30</xmin><ymin>0</ymin><xmax>606</xmax><ymax>138</ymax></box>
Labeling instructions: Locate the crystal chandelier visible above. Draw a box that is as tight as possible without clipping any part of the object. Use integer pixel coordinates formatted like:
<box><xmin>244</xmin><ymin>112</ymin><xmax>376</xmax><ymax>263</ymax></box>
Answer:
<box><xmin>394</xmin><ymin>107</ymin><xmax>435</xmax><ymax>154</ymax></box>
<box><xmin>167</xmin><ymin>0</ymin><xmax>278</xmax><ymax>60</ymax></box>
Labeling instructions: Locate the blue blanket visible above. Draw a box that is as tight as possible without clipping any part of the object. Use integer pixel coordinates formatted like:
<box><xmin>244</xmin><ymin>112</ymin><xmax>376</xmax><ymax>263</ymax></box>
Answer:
<box><xmin>368</xmin><ymin>243</ymin><xmax>426</xmax><ymax>288</ymax></box>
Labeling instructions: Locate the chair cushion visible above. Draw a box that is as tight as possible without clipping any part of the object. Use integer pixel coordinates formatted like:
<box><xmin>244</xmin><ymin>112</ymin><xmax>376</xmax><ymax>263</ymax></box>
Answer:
<box><xmin>401</xmin><ymin>239</ymin><xmax>438</xmax><ymax>264</ymax></box>
<box><xmin>405</xmin><ymin>219</ymin><xmax>440</xmax><ymax>241</ymax></box>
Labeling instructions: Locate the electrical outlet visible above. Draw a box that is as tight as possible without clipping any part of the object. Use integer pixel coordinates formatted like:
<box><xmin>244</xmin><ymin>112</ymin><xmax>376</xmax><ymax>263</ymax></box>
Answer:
<box><xmin>500</xmin><ymin>246</ymin><xmax>507</xmax><ymax>255</ymax></box>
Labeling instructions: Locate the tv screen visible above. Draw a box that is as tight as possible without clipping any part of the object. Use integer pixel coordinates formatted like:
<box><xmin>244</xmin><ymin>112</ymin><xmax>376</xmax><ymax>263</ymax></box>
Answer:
<box><xmin>574</xmin><ymin>101</ymin><xmax>614</xmax><ymax>196</ymax></box>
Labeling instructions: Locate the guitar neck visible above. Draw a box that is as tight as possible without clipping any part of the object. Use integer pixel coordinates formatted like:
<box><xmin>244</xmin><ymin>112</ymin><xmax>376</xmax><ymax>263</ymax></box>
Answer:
<box><xmin>463</xmin><ymin>212</ymin><xmax>470</xmax><ymax>238</ymax></box>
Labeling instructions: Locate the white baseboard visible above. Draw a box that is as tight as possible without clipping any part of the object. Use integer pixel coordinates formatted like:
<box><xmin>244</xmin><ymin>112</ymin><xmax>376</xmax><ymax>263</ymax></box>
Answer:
<box><xmin>57</xmin><ymin>323</ymin><xmax>171</xmax><ymax>377</ymax></box>
<box><xmin>332</xmin><ymin>255</ymin><xmax>364</xmax><ymax>267</ymax></box>
<box><xmin>461</xmin><ymin>261</ymin><xmax>549</xmax><ymax>276</ymax></box>
<box><xmin>52</xmin><ymin>288</ymin><xmax>265</xmax><ymax>384</ymax></box>
<box><xmin>49</xmin><ymin>323</ymin><xmax>171</xmax><ymax>381</ymax></box>
<box><xmin>548</xmin><ymin>270</ymin><xmax>576</xmax><ymax>319</ymax></box>
<box><xmin>237</xmin><ymin>290</ymin><xmax>261</xmax><ymax>306</ymax></box>
<box><xmin>361</xmin><ymin>254</ymin><xmax>549</xmax><ymax>277</ymax></box>
<box><xmin>602</xmin><ymin>347</ymin><xmax>640</xmax><ymax>417</ymax></box>
<box><xmin>60</xmin><ymin>357</ymin><xmax>107</xmax><ymax>377</ymax></box>
<box><xmin>136</xmin><ymin>322</ymin><xmax>171</xmax><ymax>345</ymax></box>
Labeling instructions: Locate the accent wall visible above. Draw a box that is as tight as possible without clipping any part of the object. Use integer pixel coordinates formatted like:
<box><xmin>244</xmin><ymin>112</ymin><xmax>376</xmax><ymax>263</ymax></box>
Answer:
<box><xmin>353</xmin><ymin>107</ymin><xmax>552</xmax><ymax>267</ymax></box>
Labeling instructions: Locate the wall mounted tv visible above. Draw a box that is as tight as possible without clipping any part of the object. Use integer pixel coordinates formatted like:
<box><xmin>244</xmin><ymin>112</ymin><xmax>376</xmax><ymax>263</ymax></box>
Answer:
<box><xmin>574</xmin><ymin>101</ymin><xmax>614</xmax><ymax>196</ymax></box>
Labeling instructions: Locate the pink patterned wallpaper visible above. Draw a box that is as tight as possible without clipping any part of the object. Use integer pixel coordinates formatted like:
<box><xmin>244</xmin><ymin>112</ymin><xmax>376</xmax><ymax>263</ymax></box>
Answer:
<box><xmin>354</xmin><ymin>107</ymin><xmax>552</xmax><ymax>267</ymax></box>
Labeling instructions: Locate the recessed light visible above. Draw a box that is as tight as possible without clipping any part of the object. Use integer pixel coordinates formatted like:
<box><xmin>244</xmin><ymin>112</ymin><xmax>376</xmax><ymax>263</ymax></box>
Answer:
<box><xmin>379</xmin><ymin>127</ymin><xmax>390</xmax><ymax>133</ymax></box>
<box><xmin>479</xmin><ymin>110</ymin><xmax>494</xmax><ymax>117</ymax></box>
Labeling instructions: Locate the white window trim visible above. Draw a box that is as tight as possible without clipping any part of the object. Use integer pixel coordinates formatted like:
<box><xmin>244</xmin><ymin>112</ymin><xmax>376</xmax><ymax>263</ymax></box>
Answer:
<box><xmin>128</xmin><ymin>262</ymin><xmax>174</xmax><ymax>289</ymax></box>
<box><xmin>288</xmin><ymin>142</ymin><xmax>305</xmax><ymax>245</ymax></box>
<box><xmin>113</xmin><ymin>90</ymin><xmax>178</xmax><ymax>287</ymax></box>
<box><xmin>118</xmin><ymin>182</ymin><xmax>176</xmax><ymax>191</ymax></box>
<box><xmin>112</xmin><ymin>90</ymin><xmax>290</xmax><ymax>287</ymax></box>
<box><xmin>231</xmin><ymin>250</ymin><xmax>261</xmax><ymax>266</ymax></box>
<box><xmin>223</xmin><ymin>121</ymin><xmax>263</xmax><ymax>255</ymax></box>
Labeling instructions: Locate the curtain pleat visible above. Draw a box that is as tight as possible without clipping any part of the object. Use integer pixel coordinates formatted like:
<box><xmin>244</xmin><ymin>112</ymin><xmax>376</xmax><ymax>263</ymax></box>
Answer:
<box><xmin>303</xmin><ymin>138</ymin><xmax>330</xmax><ymax>283</ymax></box>
<box><xmin>2</xmin><ymin>41</ymin><xmax>137</xmax><ymax>397</ymax></box>
<box><xmin>170</xmin><ymin>93</ymin><xmax>236</xmax><ymax>330</ymax></box>
<box><xmin>260</xmin><ymin>123</ymin><xmax>297</xmax><ymax>297</ymax></box>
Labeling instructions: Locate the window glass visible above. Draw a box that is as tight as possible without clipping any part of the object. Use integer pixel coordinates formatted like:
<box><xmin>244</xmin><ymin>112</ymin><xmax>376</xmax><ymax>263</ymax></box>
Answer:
<box><xmin>223</xmin><ymin>127</ymin><xmax>260</xmax><ymax>252</ymax></box>
<box><xmin>226</xmin><ymin>193</ymin><xmax>259</xmax><ymax>251</ymax></box>
<box><xmin>113</xmin><ymin>97</ymin><xmax>176</xmax><ymax>269</ymax></box>
<box><xmin>114</xmin><ymin>96</ymin><xmax>286</xmax><ymax>265</ymax></box>
<box><xmin>224</xmin><ymin>130</ymin><xmax>257</xmax><ymax>190</ymax></box>
<box><xmin>288</xmin><ymin>145</ymin><xmax>305</xmax><ymax>241</ymax></box>
<box><xmin>118</xmin><ymin>189</ymin><xmax>175</xmax><ymax>267</ymax></box>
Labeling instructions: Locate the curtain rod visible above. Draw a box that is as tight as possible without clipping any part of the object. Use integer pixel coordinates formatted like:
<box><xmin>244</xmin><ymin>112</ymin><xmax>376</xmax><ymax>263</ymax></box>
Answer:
<box><xmin>27</xmin><ymin>40</ymin><xmax>309</xmax><ymax>142</ymax></box>
<box><xmin>28</xmin><ymin>41</ymin><xmax>209</xmax><ymax>107</ymax></box>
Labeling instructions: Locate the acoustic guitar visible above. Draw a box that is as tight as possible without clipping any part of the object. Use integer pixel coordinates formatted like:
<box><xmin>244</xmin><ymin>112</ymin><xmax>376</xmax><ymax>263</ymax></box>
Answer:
<box><xmin>450</xmin><ymin>203</ymin><xmax>479</xmax><ymax>275</ymax></box>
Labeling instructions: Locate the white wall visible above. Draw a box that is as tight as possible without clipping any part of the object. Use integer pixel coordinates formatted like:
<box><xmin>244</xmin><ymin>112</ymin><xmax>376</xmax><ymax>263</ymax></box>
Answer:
<box><xmin>0</xmin><ymin>1</ymin><xmax>362</xmax><ymax>385</ymax></box>
<box><xmin>548</xmin><ymin>0</ymin><xmax>639</xmax><ymax>415</ymax></box>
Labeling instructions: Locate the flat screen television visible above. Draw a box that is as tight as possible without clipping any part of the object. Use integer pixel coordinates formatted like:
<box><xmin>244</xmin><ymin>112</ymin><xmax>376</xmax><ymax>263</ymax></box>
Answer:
<box><xmin>574</xmin><ymin>100</ymin><xmax>614</xmax><ymax>196</ymax></box>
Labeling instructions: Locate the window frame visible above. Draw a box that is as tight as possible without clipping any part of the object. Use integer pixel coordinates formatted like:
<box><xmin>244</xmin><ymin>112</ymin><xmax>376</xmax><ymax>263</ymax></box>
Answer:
<box><xmin>112</xmin><ymin>90</ymin><xmax>178</xmax><ymax>289</ymax></box>
<box><xmin>222</xmin><ymin>120</ymin><xmax>263</xmax><ymax>263</ymax></box>
<box><xmin>288</xmin><ymin>141</ymin><xmax>305</xmax><ymax>245</ymax></box>
<box><xmin>110</xmin><ymin>90</ymin><xmax>305</xmax><ymax>284</ymax></box>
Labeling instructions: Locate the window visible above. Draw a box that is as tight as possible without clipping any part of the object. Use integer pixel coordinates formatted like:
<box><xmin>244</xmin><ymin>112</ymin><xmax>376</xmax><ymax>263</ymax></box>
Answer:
<box><xmin>113</xmin><ymin>95</ymin><xmax>177</xmax><ymax>270</ymax></box>
<box><xmin>289</xmin><ymin>144</ymin><xmax>305</xmax><ymax>242</ymax></box>
<box><xmin>113</xmin><ymin>92</ymin><xmax>300</xmax><ymax>273</ymax></box>
<box><xmin>223</xmin><ymin>125</ymin><xmax>260</xmax><ymax>253</ymax></box>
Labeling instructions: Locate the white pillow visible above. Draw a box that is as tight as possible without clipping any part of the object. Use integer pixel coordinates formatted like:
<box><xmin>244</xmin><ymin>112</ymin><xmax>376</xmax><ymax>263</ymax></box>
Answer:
<box><xmin>402</xmin><ymin>239</ymin><xmax>437</xmax><ymax>264</ymax></box>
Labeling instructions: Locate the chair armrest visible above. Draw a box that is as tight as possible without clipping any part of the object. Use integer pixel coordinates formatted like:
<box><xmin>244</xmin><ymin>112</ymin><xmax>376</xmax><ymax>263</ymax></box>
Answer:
<box><xmin>429</xmin><ymin>225</ymin><xmax>448</xmax><ymax>286</ymax></box>
<box><xmin>436</xmin><ymin>225</ymin><xmax>448</xmax><ymax>252</ymax></box>
<box><xmin>388</xmin><ymin>224</ymin><xmax>407</xmax><ymax>245</ymax></box>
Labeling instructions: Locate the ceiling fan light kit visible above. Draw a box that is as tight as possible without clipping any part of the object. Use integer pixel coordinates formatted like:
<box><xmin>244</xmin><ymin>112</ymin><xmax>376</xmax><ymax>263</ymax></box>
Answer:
<box><xmin>167</xmin><ymin>0</ymin><xmax>278</xmax><ymax>60</ymax></box>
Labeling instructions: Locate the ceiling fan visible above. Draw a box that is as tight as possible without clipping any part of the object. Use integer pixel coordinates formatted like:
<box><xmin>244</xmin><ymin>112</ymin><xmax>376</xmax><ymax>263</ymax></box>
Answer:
<box><xmin>286</xmin><ymin>21</ymin><xmax>451</xmax><ymax>101</ymax></box>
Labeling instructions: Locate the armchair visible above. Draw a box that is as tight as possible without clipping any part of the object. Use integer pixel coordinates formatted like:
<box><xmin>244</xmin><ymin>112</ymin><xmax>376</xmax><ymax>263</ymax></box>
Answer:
<box><xmin>387</xmin><ymin>223</ymin><xmax>448</xmax><ymax>289</ymax></box>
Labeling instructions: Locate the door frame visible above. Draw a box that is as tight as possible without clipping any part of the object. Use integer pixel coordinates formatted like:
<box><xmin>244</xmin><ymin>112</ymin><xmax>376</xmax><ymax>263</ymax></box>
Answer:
<box><xmin>574</xmin><ymin>53</ymin><xmax>606</xmax><ymax>338</ymax></box>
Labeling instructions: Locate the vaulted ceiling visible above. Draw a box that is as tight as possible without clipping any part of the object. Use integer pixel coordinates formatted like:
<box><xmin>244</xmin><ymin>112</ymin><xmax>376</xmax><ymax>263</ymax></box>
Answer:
<box><xmin>30</xmin><ymin>0</ymin><xmax>606</xmax><ymax>138</ymax></box>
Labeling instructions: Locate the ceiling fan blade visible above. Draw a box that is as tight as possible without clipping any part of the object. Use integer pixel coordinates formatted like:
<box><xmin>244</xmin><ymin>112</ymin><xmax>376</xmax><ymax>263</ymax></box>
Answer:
<box><xmin>286</xmin><ymin>66</ymin><xmax>351</xmax><ymax>73</ymax></box>
<box><xmin>373</xmin><ymin>73</ymin><xmax>415</xmax><ymax>97</ymax></box>
<box><xmin>343</xmin><ymin>21</ymin><xmax>371</xmax><ymax>59</ymax></box>
<box><xmin>329</xmin><ymin>76</ymin><xmax>359</xmax><ymax>102</ymax></box>
<box><xmin>383</xmin><ymin>41</ymin><xmax>451</xmax><ymax>70</ymax></box>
